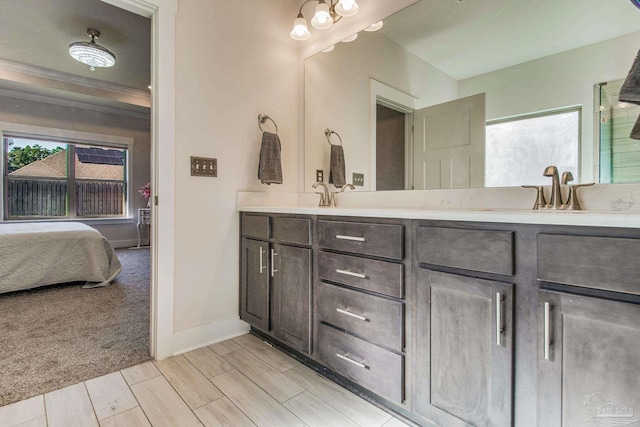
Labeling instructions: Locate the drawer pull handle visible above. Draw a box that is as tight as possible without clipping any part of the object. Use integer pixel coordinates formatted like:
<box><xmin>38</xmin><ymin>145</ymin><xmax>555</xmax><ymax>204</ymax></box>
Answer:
<box><xmin>336</xmin><ymin>308</ymin><xmax>368</xmax><ymax>322</ymax></box>
<box><xmin>336</xmin><ymin>353</ymin><xmax>368</xmax><ymax>369</ymax></box>
<box><xmin>544</xmin><ymin>301</ymin><xmax>551</xmax><ymax>360</ymax></box>
<box><xmin>335</xmin><ymin>235</ymin><xmax>366</xmax><ymax>242</ymax></box>
<box><xmin>336</xmin><ymin>269</ymin><xmax>366</xmax><ymax>279</ymax></box>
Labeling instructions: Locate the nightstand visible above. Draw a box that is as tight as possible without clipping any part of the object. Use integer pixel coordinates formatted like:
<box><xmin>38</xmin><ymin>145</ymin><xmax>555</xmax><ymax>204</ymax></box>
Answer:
<box><xmin>136</xmin><ymin>208</ymin><xmax>151</xmax><ymax>248</ymax></box>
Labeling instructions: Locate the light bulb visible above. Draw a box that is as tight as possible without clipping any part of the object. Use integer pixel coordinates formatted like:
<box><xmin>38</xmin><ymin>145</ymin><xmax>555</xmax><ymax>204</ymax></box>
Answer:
<box><xmin>335</xmin><ymin>0</ymin><xmax>359</xmax><ymax>17</ymax></box>
<box><xmin>311</xmin><ymin>1</ymin><xmax>333</xmax><ymax>30</ymax></box>
<box><xmin>290</xmin><ymin>14</ymin><xmax>311</xmax><ymax>40</ymax></box>
<box><xmin>341</xmin><ymin>33</ymin><xmax>358</xmax><ymax>42</ymax></box>
<box><xmin>364</xmin><ymin>21</ymin><xmax>384</xmax><ymax>32</ymax></box>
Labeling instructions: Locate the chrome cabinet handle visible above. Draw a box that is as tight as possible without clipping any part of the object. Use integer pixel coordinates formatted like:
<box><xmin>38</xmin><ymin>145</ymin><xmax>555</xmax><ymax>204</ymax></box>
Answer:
<box><xmin>336</xmin><ymin>269</ymin><xmax>366</xmax><ymax>279</ymax></box>
<box><xmin>544</xmin><ymin>302</ymin><xmax>551</xmax><ymax>360</ymax></box>
<box><xmin>270</xmin><ymin>249</ymin><xmax>278</xmax><ymax>277</ymax></box>
<box><xmin>259</xmin><ymin>247</ymin><xmax>267</xmax><ymax>273</ymax></box>
<box><xmin>335</xmin><ymin>234</ymin><xmax>366</xmax><ymax>242</ymax></box>
<box><xmin>496</xmin><ymin>292</ymin><xmax>504</xmax><ymax>346</ymax></box>
<box><xmin>336</xmin><ymin>308</ymin><xmax>368</xmax><ymax>322</ymax></box>
<box><xmin>336</xmin><ymin>353</ymin><xmax>367</xmax><ymax>369</ymax></box>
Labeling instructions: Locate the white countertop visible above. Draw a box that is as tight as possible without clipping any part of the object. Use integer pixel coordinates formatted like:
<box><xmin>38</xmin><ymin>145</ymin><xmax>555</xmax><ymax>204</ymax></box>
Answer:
<box><xmin>237</xmin><ymin>204</ymin><xmax>640</xmax><ymax>229</ymax></box>
<box><xmin>236</xmin><ymin>189</ymin><xmax>640</xmax><ymax>228</ymax></box>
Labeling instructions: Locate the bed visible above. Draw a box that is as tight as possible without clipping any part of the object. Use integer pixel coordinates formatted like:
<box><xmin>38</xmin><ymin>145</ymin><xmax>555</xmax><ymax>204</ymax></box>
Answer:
<box><xmin>0</xmin><ymin>222</ymin><xmax>122</xmax><ymax>294</ymax></box>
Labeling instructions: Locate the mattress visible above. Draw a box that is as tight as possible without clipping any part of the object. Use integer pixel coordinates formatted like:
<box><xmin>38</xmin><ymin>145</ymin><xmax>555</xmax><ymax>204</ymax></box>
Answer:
<box><xmin>0</xmin><ymin>222</ymin><xmax>122</xmax><ymax>294</ymax></box>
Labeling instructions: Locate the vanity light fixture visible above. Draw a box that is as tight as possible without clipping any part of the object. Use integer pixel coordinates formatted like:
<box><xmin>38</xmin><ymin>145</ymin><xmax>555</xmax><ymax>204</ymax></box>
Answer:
<box><xmin>290</xmin><ymin>0</ymin><xmax>360</xmax><ymax>41</ymax></box>
<box><xmin>69</xmin><ymin>29</ymin><xmax>116</xmax><ymax>71</ymax></box>
<box><xmin>322</xmin><ymin>45</ymin><xmax>335</xmax><ymax>53</ymax></box>
<box><xmin>341</xmin><ymin>33</ymin><xmax>358</xmax><ymax>42</ymax></box>
<box><xmin>364</xmin><ymin>21</ymin><xmax>383</xmax><ymax>31</ymax></box>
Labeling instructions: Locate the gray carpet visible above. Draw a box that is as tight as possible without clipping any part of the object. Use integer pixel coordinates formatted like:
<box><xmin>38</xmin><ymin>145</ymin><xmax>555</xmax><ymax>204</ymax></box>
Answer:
<box><xmin>0</xmin><ymin>247</ymin><xmax>151</xmax><ymax>407</ymax></box>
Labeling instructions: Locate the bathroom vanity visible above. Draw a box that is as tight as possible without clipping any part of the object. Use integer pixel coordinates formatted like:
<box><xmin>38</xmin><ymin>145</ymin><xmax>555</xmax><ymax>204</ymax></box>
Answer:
<box><xmin>238</xmin><ymin>204</ymin><xmax>640</xmax><ymax>427</ymax></box>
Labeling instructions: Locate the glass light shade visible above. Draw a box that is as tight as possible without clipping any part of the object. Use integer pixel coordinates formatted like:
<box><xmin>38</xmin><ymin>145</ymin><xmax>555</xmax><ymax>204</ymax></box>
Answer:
<box><xmin>341</xmin><ymin>33</ymin><xmax>358</xmax><ymax>42</ymax></box>
<box><xmin>321</xmin><ymin>45</ymin><xmax>335</xmax><ymax>53</ymax></box>
<box><xmin>68</xmin><ymin>41</ymin><xmax>116</xmax><ymax>70</ymax></box>
<box><xmin>290</xmin><ymin>16</ymin><xmax>311</xmax><ymax>40</ymax></box>
<box><xmin>335</xmin><ymin>0</ymin><xmax>359</xmax><ymax>17</ymax></box>
<box><xmin>364</xmin><ymin>21</ymin><xmax>384</xmax><ymax>32</ymax></box>
<box><xmin>311</xmin><ymin>2</ymin><xmax>333</xmax><ymax>29</ymax></box>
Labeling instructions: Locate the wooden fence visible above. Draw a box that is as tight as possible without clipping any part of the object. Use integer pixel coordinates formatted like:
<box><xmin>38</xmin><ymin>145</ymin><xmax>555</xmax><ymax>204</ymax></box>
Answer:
<box><xmin>7</xmin><ymin>178</ymin><xmax>124</xmax><ymax>217</ymax></box>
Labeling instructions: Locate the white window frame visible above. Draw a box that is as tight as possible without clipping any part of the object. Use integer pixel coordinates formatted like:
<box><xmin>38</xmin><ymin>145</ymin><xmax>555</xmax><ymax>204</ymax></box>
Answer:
<box><xmin>485</xmin><ymin>106</ymin><xmax>582</xmax><ymax>187</ymax></box>
<box><xmin>1</xmin><ymin>121</ymin><xmax>134</xmax><ymax>222</ymax></box>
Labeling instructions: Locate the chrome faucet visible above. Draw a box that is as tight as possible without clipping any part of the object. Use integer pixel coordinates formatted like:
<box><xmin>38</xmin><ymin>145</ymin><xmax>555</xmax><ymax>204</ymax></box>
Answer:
<box><xmin>329</xmin><ymin>183</ymin><xmax>356</xmax><ymax>207</ymax></box>
<box><xmin>312</xmin><ymin>181</ymin><xmax>331</xmax><ymax>206</ymax></box>
<box><xmin>543</xmin><ymin>166</ymin><xmax>563</xmax><ymax>209</ymax></box>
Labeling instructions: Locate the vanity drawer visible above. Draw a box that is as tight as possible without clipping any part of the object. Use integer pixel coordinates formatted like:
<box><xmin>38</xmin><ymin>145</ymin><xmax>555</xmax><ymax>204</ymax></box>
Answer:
<box><xmin>272</xmin><ymin>217</ymin><xmax>311</xmax><ymax>245</ymax></box>
<box><xmin>538</xmin><ymin>234</ymin><xmax>640</xmax><ymax>295</ymax></box>
<box><xmin>318</xmin><ymin>220</ymin><xmax>404</xmax><ymax>260</ymax></box>
<box><xmin>241</xmin><ymin>214</ymin><xmax>270</xmax><ymax>239</ymax></box>
<box><xmin>315</xmin><ymin>282</ymin><xmax>403</xmax><ymax>352</ymax></box>
<box><xmin>416</xmin><ymin>226</ymin><xmax>514</xmax><ymax>275</ymax></box>
<box><xmin>316</xmin><ymin>323</ymin><xmax>403</xmax><ymax>403</ymax></box>
<box><xmin>317</xmin><ymin>251</ymin><xmax>403</xmax><ymax>298</ymax></box>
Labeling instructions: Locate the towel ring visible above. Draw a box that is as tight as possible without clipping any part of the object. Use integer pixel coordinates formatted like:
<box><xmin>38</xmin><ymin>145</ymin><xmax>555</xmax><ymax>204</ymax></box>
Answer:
<box><xmin>258</xmin><ymin>114</ymin><xmax>278</xmax><ymax>134</ymax></box>
<box><xmin>325</xmin><ymin>129</ymin><xmax>343</xmax><ymax>146</ymax></box>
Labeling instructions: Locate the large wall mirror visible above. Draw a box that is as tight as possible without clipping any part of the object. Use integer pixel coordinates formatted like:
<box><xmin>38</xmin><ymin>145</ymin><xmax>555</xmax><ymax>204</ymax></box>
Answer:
<box><xmin>304</xmin><ymin>0</ymin><xmax>640</xmax><ymax>192</ymax></box>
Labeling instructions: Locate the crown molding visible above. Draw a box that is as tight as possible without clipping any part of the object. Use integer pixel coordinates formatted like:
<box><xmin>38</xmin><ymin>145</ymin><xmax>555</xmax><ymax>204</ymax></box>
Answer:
<box><xmin>0</xmin><ymin>59</ymin><xmax>150</xmax><ymax>103</ymax></box>
<box><xmin>0</xmin><ymin>87</ymin><xmax>151</xmax><ymax>120</ymax></box>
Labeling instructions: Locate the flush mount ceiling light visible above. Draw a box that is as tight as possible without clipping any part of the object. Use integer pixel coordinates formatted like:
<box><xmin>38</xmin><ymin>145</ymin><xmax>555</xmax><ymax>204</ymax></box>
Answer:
<box><xmin>290</xmin><ymin>0</ymin><xmax>359</xmax><ymax>41</ymax></box>
<box><xmin>69</xmin><ymin>28</ymin><xmax>116</xmax><ymax>71</ymax></box>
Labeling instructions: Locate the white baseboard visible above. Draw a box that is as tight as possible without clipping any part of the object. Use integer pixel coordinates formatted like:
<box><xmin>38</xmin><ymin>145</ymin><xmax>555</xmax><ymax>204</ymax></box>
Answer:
<box><xmin>170</xmin><ymin>316</ymin><xmax>250</xmax><ymax>357</ymax></box>
<box><xmin>111</xmin><ymin>239</ymin><xmax>144</xmax><ymax>249</ymax></box>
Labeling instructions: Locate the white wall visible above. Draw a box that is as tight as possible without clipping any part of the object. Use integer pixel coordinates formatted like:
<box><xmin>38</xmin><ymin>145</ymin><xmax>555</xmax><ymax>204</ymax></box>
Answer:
<box><xmin>459</xmin><ymin>31</ymin><xmax>640</xmax><ymax>183</ymax></box>
<box><xmin>171</xmin><ymin>0</ymin><xmax>300</xmax><ymax>342</ymax></box>
<box><xmin>0</xmin><ymin>95</ymin><xmax>150</xmax><ymax>247</ymax></box>
<box><xmin>305</xmin><ymin>31</ymin><xmax>458</xmax><ymax>192</ymax></box>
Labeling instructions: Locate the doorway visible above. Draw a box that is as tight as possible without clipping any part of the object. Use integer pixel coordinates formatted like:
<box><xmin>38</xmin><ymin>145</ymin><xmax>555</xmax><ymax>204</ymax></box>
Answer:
<box><xmin>376</xmin><ymin>104</ymin><xmax>407</xmax><ymax>191</ymax></box>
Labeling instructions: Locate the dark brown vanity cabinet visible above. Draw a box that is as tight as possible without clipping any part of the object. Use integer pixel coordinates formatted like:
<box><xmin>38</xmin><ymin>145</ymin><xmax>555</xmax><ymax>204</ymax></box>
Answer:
<box><xmin>536</xmin><ymin>233</ymin><xmax>640</xmax><ymax>427</ymax></box>
<box><xmin>413</xmin><ymin>226</ymin><xmax>514</xmax><ymax>427</ymax></box>
<box><xmin>240</xmin><ymin>214</ymin><xmax>312</xmax><ymax>354</ymax></box>
<box><xmin>536</xmin><ymin>290</ymin><xmax>640</xmax><ymax>427</ymax></box>
<box><xmin>314</xmin><ymin>218</ymin><xmax>407</xmax><ymax>404</ymax></box>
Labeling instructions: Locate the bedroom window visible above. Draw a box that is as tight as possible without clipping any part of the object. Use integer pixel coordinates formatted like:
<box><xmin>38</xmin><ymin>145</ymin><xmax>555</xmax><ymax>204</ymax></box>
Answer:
<box><xmin>3</xmin><ymin>135</ymin><xmax>128</xmax><ymax>220</ymax></box>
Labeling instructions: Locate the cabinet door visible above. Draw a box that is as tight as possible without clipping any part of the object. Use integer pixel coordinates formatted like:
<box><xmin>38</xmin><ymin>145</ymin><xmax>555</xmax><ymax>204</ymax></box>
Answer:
<box><xmin>537</xmin><ymin>290</ymin><xmax>640</xmax><ymax>427</ymax></box>
<box><xmin>240</xmin><ymin>238</ymin><xmax>270</xmax><ymax>330</ymax></box>
<box><xmin>415</xmin><ymin>270</ymin><xmax>513</xmax><ymax>427</ymax></box>
<box><xmin>271</xmin><ymin>244</ymin><xmax>311</xmax><ymax>354</ymax></box>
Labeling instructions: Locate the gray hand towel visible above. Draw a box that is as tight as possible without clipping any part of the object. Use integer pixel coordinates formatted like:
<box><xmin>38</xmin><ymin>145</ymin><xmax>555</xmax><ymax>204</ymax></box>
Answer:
<box><xmin>329</xmin><ymin>145</ymin><xmax>346</xmax><ymax>188</ymax></box>
<box><xmin>258</xmin><ymin>131</ymin><xmax>283</xmax><ymax>185</ymax></box>
<box><xmin>619</xmin><ymin>49</ymin><xmax>640</xmax><ymax>105</ymax></box>
<box><xmin>631</xmin><ymin>115</ymin><xmax>640</xmax><ymax>140</ymax></box>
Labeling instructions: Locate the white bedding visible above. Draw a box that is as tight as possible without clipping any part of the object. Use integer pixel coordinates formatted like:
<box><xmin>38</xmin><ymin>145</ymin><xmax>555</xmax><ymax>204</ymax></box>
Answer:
<box><xmin>0</xmin><ymin>222</ymin><xmax>122</xmax><ymax>294</ymax></box>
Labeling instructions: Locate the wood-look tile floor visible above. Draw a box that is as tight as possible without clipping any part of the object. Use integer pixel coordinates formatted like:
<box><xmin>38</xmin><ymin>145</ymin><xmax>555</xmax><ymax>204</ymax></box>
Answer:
<box><xmin>0</xmin><ymin>333</ymin><xmax>412</xmax><ymax>427</ymax></box>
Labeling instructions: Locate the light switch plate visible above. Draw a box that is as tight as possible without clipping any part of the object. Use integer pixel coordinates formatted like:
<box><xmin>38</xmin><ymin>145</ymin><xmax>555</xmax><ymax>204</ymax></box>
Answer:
<box><xmin>316</xmin><ymin>169</ymin><xmax>324</xmax><ymax>182</ymax></box>
<box><xmin>353</xmin><ymin>173</ymin><xmax>364</xmax><ymax>186</ymax></box>
<box><xmin>191</xmin><ymin>156</ymin><xmax>217</xmax><ymax>177</ymax></box>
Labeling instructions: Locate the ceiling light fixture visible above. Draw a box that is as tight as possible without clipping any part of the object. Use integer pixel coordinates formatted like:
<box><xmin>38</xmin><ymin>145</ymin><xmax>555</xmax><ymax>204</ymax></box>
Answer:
<box><xmin>290</xmin><ymin>0</ymin><xmax>359</xmax><ymax>41</ymax></box>
<box><xmin>69</xmin><ymin>28</ymin><xmax>116</xmax><ymax>71</ymax></box>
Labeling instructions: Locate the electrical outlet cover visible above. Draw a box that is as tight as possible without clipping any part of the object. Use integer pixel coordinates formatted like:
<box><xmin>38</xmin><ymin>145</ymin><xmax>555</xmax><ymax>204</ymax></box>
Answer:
<box><xmin>316</xmin><ymin>169</ymin><xmax>324</xmax><ymax>182</ymax></box>
<box><xmin>353</xmin><ymin>173</ymin><xmax>364</xmax><ymax>186</ymax></box>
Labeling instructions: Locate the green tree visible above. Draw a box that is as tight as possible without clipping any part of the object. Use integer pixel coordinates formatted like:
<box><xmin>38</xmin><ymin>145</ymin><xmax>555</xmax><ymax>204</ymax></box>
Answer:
<box><xmin>7</xmin><ymin>144</ymin><xmax>64</xmax><ymax>173</ymax></box>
